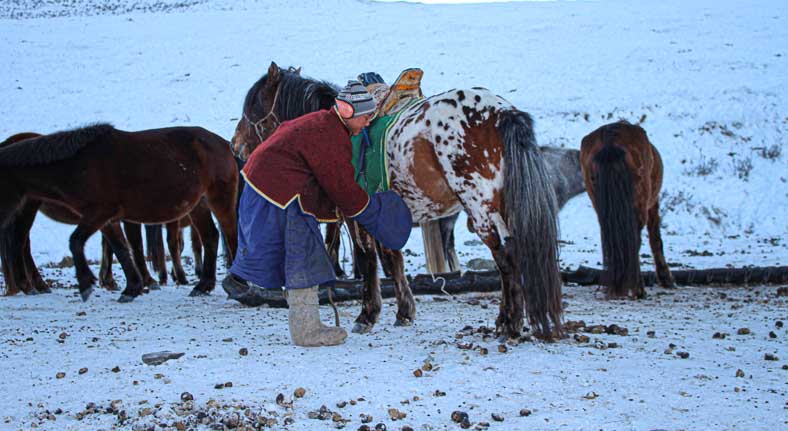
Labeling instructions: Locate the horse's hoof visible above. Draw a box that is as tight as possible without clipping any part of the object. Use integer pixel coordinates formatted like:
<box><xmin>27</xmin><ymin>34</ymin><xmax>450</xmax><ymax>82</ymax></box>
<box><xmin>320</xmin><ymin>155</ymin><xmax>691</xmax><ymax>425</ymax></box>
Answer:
<box><xmin>189</xmin><ymin>288</ymin><xmax>210</xmax><ymax>297</ymax></box>
<box><xmin>352</xmin><ymin>323</ymin><xmax>373</xmax><ymax>334</ymax></box>
<box><xmin>148</xmin><ymin>282</ymin><xmax>161</xmax><ymax>291</ymax></box>
<box><xmin>102</xmin><ymin>284</ymin><xmax>120</xmax><ymax>292</ymax></box>
<box><xmin>394</xmin><ymin>318</ymin><xmax>413</xmax><ymax>327</ymax></box>
<box><xmin>36</xmin><ymin>287</ymin><xmax>52</xmax><ymax>294</ymax></box>
<box><xmin>118</xmin><ymin>294</ymin><xmax>136</xmax><ymax>303</ymax></box>
<box><xmin>80</xmin><ymin>287</ymin><xmax>93</xmax><ymax>302</ymax></box>
<box><xmin>25</xmin><ymin>289</ymin><xmax>39</xmax><ymax>296</ymax></box>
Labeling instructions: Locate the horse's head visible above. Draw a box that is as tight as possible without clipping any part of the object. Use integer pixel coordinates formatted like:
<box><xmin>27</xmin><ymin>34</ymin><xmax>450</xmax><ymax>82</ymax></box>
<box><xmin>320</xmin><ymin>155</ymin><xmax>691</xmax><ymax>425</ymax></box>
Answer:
<box><xmin>231</xmin><ymin>62</ymin><xmax>338</xmax><ymax>160</ymax></box>
<box><xmin>231</xmin><ymin>61</ymin><xmax>290</xmax><ymax>160</ymax></box>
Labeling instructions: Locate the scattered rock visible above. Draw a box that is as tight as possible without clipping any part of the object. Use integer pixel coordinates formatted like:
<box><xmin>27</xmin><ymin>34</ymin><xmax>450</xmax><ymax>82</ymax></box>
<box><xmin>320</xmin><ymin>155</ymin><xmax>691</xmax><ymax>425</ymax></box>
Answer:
<box><xmin>336</xmin><ymin>401</ymin><xmax>347</xmax><ymax>408</ymax></box>
<box><xmin>413</xmin><ymin>369</ymin><xmax>423</xmax><ymax>378</ymax></box>
<box><xmin>712</xmin><ymin>332</ymin><xmax>727</xmax><ymax>339</ymax></box>
<box><xmin>141</xmin><ymin>351</ymin><xmax>185</xmax><ymax>366</ymax></box>
<box><xmin>491</xmin><ymin>413</ymin><xmax>504</xmax><ymax>422</ymax></box>
<box><xmin>360</xmin><ymin>413</ymin><xmax>373</xmax><ymax>423</ymax></box>
<box><xmin>239</xmin><ymin>348</ymin><xmax>248</xmax><ymax>356</ymax></box>
<box><xmin>676</xmin><ymin>351</ymin><xmax>690</xmax><ymax>359</ymax></box>
<box><xmin>55</xmin><ymin>372</ymin><xmax>65</xmax><ymax>379</ymax></box>
<box><xmin>478</xmin><ymin>347</ymin><xmax>488</xmax><ymax>355</ymax></box>
<box><xmin>735</xmin><ymin>369</ymin><xmax>745</xmax><ymax>378</ymax></box>
<box><xmin>582</xmin><ymin>392</ymin><xmax>599</xmax><ymax>400</ymax></box>
<box><xmin>78</xmin><ymin>367</ymin><xmax>88</xmax><ymax>375</ymax></box>
<box><xmin>574</xmin><ymin>334</ymin><xmax>590</xmax><ymax>343</ymax></box>
<box><xmin>294</xmin><ymin>387</ymin><xmax>306</xmax><ymax>398</ymax></box>
<box><xmin>375</xmin><ymin>423</ymin><xmax>387</xmax><ymax>431</ymax></box>
<box><xmin>736</xmin><ymin>328</ymin><xmax>751</xmax><ymax>335</ymax></box>
<box><xmin>451</xmin><ymin>411</ymin><xmax>469</xmax><ymax>424</ymax></box>
<box><xmin>519</xmin><ymin>408</ymin><xmax>532</xmax><ymax>417</ymax></box>
<box><xmin>764</xmin><ymin>353</ymin><xmax>778</xmax><ymax>361</ymax></box>
<box><xmin>433</xmin><ymin>390</ymin><xmax>446</xmax><ymax>397</ymax></box>
<box><xmin>497</xmin><ymin>345</ymin><xmax>507</xmax><ymax>353</ymax></box>
<box><xmin>768</xmin><ymin>331</ymin><xmax>777</xmax><ymax>339</ymax></box>
<box><xmin>388</xmin><ymin>408</ymin><xmax>406</xmax><ymax>420</ymax></box>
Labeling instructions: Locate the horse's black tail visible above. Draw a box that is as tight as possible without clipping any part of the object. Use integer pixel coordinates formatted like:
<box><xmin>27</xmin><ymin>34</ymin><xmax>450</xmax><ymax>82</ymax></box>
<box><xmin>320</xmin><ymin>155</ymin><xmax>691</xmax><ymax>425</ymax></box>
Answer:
<box><xmin>499</xmin><ymin>110</ymin><xmax>562</xmax><ymax>338</ymax></box>
<box><xmin>145</xmin><ymin>225</ymin><xmax>166</xmax><ymax>282</ymax></box>
<box><xmin>592</xmin><ymin>143</ymin><xmax>641</xmax><ymax>297</ymax></box>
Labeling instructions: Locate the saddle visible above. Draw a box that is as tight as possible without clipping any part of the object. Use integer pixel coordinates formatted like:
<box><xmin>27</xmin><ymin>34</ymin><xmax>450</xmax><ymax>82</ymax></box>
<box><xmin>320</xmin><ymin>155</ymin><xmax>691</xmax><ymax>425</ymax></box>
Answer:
<box><xmin>359</xmin><ymin>68</ymin><xmax>424</xmax><ymax>116</ymax></box>
<box><xmin>351</xmin><ymin>69</ymin><xmax>425</xmax><ymax>194</ymax></box>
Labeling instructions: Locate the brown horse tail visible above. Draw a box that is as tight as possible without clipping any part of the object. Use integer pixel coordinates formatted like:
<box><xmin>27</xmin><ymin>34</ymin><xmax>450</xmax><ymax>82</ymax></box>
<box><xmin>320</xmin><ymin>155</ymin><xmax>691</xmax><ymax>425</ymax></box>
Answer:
<box><xmin>498</xmin><ymin>110</ymin><xmax>562</xmax><ymax>338</ymax></box>
<box><xmin>592</xmin><ymin>143</ymin><xmax>641</xmax><ymax>297</ymax></box>
<box><xmin>146</xmin><ymin>225</ymin><xmax>166</xmax><ymax>276</ymax></box>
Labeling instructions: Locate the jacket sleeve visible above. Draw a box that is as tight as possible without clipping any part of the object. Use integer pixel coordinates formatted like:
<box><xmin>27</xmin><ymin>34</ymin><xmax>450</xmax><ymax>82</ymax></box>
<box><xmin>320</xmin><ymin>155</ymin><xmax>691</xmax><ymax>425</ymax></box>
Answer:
<box><xmin>301</xmin><ymin>125</ymin><xmax>370</xmax><ymax>217</ymax></box>
<box><xmin>353</xmin><ymin>191</ymin><xmax>413</xmax><ymax>250</ymax></box>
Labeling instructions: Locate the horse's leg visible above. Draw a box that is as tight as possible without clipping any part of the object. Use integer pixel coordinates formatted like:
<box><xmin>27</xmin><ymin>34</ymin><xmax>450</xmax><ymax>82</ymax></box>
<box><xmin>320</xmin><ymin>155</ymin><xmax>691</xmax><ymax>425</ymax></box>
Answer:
<box><xmin>378</xmin><ymin>244</ymin><xmax>415</xmax><ymax>326</ymax></box>
<box><xmin>123</xmin><ymin>222</ymin><xmax>159</xmax><ymax>290</ymax></box>
<box><xmin>165</xmin><ymin>222</ymin><xmax>189</xmax><ymax>285</ymax></box>
<box><xmin>1</xmin><ymin>214</ymin><xmax>36</xmax><ymax>295</ymax></box>
<box><xmin>440</xmin><ymin>213</ymin><xmax>461</xmax><ymax>272</ymax></box>
<box><xmin>15</xmin><ymin>201</ymin><xmax>48</xmax><ymax>294</ymax></box>
<box><xmin>22</xmin><ymin>230</ymin><xmax>51</xmax><ymax>294</ymax></box>
<box><xmin>421</xmin><ymin>219</ymin><xmax>448</xmax><ymax>274</ymax></box>
<box><xmin>187</xmin><ymin>206</ymin><xmax>219</xmax><ymax>296</ymax></box>
<box><xmin>99</xmin><ymin>223</ymin><xmax>144</xmax><ymax>303</ymax></box>
<box><xmin>69</xmin><ymin>215</ymin><xmax>113</xmax><ymax>301</ymax></box>
<box><xmin>647</xmin><ymin>201</ymin><xmax>674</xmax><ymax>290</ymax></box>
<box><xmin>325</xmin><ymin>221</ymin><xmax>346</xmax><ymax>278</ymax></box>
<box><xmin>145</xmin><ymin>225</ymin><xmax>167</xmax><ymax>285</ymax></box>
<box><xmin>351</xmin><ymin>222</ymin><xmax>382</xmax><ymax>334</ymax></box>
<box><xmin>98</xmin><ymin>233</ymin><xmax>119</xmax><ymax>291</ymax></box>
<box><xmin>189</xmin><ymin>223</ymin><xmax>203</xmax><ymax>278</ymax></box>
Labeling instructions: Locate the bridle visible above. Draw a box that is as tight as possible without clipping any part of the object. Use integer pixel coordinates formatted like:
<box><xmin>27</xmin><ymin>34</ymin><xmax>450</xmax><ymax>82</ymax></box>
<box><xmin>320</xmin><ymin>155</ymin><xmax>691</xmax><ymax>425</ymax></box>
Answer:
<box><xmin>238</xmin><ymin>81</ymin><xmax>282</xmax><ymax>158</ymax></box>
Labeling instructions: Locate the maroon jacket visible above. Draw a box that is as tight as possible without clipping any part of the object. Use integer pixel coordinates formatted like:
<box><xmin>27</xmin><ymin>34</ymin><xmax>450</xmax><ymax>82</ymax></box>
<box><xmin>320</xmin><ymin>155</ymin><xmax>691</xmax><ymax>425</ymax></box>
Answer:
<box><xmin>241</xmin><ymin>108</ymin><xmax>370</xmax><ymax>222</ymax></box>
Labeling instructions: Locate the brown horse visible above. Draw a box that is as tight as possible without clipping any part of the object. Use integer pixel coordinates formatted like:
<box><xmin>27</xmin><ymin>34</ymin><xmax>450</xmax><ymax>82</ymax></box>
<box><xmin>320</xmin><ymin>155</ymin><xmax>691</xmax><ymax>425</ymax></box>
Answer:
<box><xmin>232</xmin><ymin>63</ymin><xmax>562</xmax><ymax>339</ymax></box>
<box><xmin>0</xmin><ymin>124</ymin><xmax>238</xmax><ymax>302</ymax></box>
<box><xmin>580</xmin><ymin>121</ymin><xmax>674</xmax><ymax>298</ymax></box>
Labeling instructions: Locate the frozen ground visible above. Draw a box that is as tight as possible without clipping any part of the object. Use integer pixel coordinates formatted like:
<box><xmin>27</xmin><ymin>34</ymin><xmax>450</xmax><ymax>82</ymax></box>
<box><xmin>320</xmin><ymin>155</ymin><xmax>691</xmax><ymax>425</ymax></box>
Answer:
<box><xmin>0</xmin><ymin>0</ymin><xmax>787</xmax><ymax>430</ymax></box>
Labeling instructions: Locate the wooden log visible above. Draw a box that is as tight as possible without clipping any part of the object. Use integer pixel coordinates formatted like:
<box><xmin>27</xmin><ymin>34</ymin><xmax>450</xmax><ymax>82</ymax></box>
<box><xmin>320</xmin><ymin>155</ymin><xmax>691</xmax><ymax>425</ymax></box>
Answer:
<box><xmin>244</xmin><ymin>265</ymin><xmax>787</xmax><ymax>307</ymax></box>
<box><xmin>562</xmin><ymin>265</ymin><xmax>788</xmax><ymax>286</ymax></box>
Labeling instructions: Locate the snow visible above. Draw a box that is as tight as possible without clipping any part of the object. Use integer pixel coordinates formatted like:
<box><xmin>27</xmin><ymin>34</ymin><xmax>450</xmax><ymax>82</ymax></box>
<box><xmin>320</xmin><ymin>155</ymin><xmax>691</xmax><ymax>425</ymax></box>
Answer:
<box><xmin>1</xmin><ymin>0</ymin><xmax>787</xmax><ymax>430</ymax></box>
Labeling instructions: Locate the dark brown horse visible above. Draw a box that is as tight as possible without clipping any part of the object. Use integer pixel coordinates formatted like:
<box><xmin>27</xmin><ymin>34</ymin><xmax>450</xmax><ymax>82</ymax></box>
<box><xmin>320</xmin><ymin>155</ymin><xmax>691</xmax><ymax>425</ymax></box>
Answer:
<box><xmin>232</xmin><ymin>63</ymin><xmax>562</xmax><ymax>340</ymax></box>
<box><xmin>0</xmin><ymin>124</ymin><xmax>238</xmax><ymax>302</ymax></box>
<box><xmin>580</xmin><ymin>121</ymin><xmax>674</xmax><ymax>298</ymax></box>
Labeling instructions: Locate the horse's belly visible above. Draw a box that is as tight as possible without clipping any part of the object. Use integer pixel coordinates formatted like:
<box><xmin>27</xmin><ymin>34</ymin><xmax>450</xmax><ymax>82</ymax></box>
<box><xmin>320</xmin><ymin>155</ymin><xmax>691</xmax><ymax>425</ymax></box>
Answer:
<box><xmin>388</xmin><ymin>136</ymin><xmax>461</xmax><ymax>223</ymax></box>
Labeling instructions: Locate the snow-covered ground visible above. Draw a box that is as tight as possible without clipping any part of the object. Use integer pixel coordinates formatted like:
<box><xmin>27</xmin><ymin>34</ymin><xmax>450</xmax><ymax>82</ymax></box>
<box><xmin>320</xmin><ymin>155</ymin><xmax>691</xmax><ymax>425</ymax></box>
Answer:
<box><xmin>1</xmin><ymin>0</ymin><xmax>786</xmax><ymax>430</ymax></box>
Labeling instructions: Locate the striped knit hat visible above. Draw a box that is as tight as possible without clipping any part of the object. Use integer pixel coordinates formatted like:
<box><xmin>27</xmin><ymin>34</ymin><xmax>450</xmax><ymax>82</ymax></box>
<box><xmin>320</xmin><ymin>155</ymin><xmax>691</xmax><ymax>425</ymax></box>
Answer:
<box><xmin>335</xmin><ymin>80</ymin><xmax>377</xmax><ymax>118</ymax></box>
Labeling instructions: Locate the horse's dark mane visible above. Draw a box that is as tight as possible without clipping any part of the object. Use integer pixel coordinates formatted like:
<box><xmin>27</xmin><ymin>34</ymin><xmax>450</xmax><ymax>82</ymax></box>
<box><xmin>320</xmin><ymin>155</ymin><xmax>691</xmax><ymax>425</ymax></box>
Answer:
<box><xmin>243</xmin><ymin>68</ymin><xmax>338</xmax><ymax>122</ymax></box>
<box><xmin>0</xmin><ymin>123</ymin><xmax>115</xmax><ymax>168</ymax></box>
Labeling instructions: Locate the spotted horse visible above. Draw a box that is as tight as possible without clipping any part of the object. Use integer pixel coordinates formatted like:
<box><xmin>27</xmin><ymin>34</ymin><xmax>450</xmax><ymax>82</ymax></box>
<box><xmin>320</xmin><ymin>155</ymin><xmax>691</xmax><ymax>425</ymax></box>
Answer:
<box><xmin>231</xmin><ymin>63</ymin><xmax>562</xmax><ymax>339</ymax></box>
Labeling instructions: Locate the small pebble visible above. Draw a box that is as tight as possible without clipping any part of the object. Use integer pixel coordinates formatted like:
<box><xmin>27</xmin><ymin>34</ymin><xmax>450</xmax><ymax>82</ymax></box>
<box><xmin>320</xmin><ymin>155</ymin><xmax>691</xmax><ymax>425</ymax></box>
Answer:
<box><xmin>180</xmin><ymin>392</ymin><xmax>193</xmax><ymax>402</ymax></box>
<box><xmin>491</xmin><ymin>413</ymin><xmax>504</xmax><ymax>422</ymax></box>
<box><xmin>55</xmin><ymin>372</ymin><xmax>65</xmax><ymax>379</ymax></box>
<box><xmin>676</xmin><ymin>351</ymin><xmax>690</xmax><ymax>359</ymax></box>
<box><xmin>78</xmin><ymin>368</ymin><xmax>88</xmax><ymax>375</ymax></box>
<box><xmin>735</xmin><ymin>369</ymin><xmax>745</xmax><ymax>378</ymax></box>
<box><xmin>239</xmin><ymin>348</ymin><xmax>248</xmax><ymax>356</ymax></box>
<box><xmin>519</xmin><ymin>408</ymin><xmax>532</xmax><ymax>417</ymax></box>
<box><xmin>764</xmin><ymin>353</ymin><xmax>778</xmax><ymax>361</ymax></box>
<box><xmin>737</xmin><ymin>328</ymin><xmax>751</xmax><ymax>335</ymax></box>
<box><xmin>294</xmin><ymin>387</ymin><xmax>306</xmax><ymax>398</ymax></box>
<box><xmin>413</xmin><ymin>369</ymin><xmax>423</xmax><ymax>378</ymax></box>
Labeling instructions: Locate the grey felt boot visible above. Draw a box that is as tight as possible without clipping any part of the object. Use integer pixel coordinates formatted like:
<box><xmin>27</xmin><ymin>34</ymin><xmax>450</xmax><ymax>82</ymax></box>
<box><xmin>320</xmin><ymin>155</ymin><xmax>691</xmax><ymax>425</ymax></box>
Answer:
<box><xmin>287</xmin><ymin>287</ymin><xmax>347</xmax><ymax>347</ymax></box>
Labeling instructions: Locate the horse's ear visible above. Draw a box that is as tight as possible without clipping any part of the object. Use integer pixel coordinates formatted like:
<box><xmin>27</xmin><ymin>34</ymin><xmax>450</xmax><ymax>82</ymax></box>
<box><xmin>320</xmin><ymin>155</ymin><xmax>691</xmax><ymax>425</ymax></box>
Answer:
<box><xmin>294</xmin><ymin>66</ymin><xmax>302</xmax><ymax>75</ymax></box>
<box><xmin>268</xmin><ymin>62</ymin><xmax>281</xmax><ymax>83</ymax></box>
